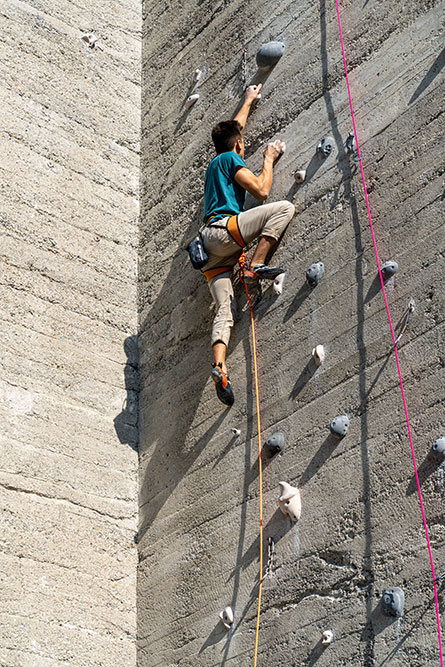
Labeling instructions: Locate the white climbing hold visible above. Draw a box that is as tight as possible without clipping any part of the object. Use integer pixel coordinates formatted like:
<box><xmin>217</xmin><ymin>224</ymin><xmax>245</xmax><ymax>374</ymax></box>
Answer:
<box><xmin>312</xmin><ymin>344</ymin><xmax>325</xmax><ymax>366</ymax></box>
<box><xmin>231</xmin><ymin>428</ymin><xmax>241</xmax><ymax>437</ymax></box>
<box><xmin>193</xmin><ymin>68</ymin><xmax>202</xmax><ymax>83</ymax></box>
<box><xmin>219</xmin><ymin>606</ymin><xmax>234</xmax><ymax>629</ymax></box>
<box><xmin>185</xmin><ymin>93</ymin><xmax>199</xmax><ymax>110</ymax></box>
<box><xmin>81</xmin><ymin>33</ymin><xmax>97</xmax><ymax>48</ymax></box>
<box><xmin>322</xmin><ymin>630</ymin><xmax>334</xmax><ymax>646</ymax></box>
<box><xmin>278</xmin><ymin>481</ymin><xmax>301</xmax><ymax>522</ymax></box>
<box><xmin>273</xmin><ymin>273</ymin><xmax>286</xmax><ymax>295</ymax></box>
<box><xmin>294</xmin><ymin>169</ymin><xmax>306</xmax><ymax>184</ymax></box>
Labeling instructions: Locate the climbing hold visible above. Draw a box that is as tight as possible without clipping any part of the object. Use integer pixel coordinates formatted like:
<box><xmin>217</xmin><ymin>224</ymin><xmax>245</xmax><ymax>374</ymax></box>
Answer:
<box><xmin>381</xmin><ymin>260</ymin><xmax>398</xmax><ymax>279</ymax></box>
<box><xmin>273</xmin><ymin>273</ymin><xmax>286</xmax><ymax>295</ymax></box>
<box><xmin>278</xmin><ymin>481</ymin><xmax>301</xmax><ymax>522</ymax></box>
<box><xmin>265</xmin><ymin>432</ymin><xmax>285</xmax><ymax>456</ymax></box>
<box><xmin>382</xmin><ymin>587</ymin><xmax>405</xmax><ymax>617</ymax></box>
<box><xmin>329</xmin><ymin>415</ymin><xmax>350</xmax><ymax>439</ymax></box>
<box><xmin>312</xmin><ymin>344</ymin><xmax>325</xmax><ymax>366</ymax></box>
<box><xmin>219</xmin><ymin>606</ymin><xmax>234</xmax><ymax>629</ymax></box>
<box><xmin>294</xmin><ymin>169</ymin><xmax>306</xmax><ymax>184</ymax></box>
<box><xmin>256</xmin><ymin>41</ymin><xmax>285</xmax><ymax>69</ymax></box>
<box><xmin>322</xmin><ymin>630</ymin><xmax>334</xmax><ymax>646</ymax></box>
<box><xmin>431</xmin><ymin>436</ymin><xmax>445</xmax><ymax>462</ymax></box>
<box><xmin>187</xmin><ymin>293</ymin><xmax>196</xmax><ymax>303</ymax></box>
<box><xmin>317</xmin><ymin>136</ymin><xmax>335</xmax><ymax>158</ymax></box>
<box><xmin>306</xmin><ymin>262</ymin><xmax>324</xmax><ymax>287</ymax></box>
<box><xmin>193</xmin><ymin>68</ymin><xmax>202</xmax><ymax>83</ymax></box>
<box><xmin>231</xmin><ymin>427</ymin><xmax>241</xmax><ymax>438</ymax></box>
<box><xmin>81</xmin><ymin>33</ymin><xmax>97</xmax><ymax>48</ymax></box>
<box><xmin>185</xmin><ymin>93</ymin><xmax>199</xmax><ymax>111</ymax></box>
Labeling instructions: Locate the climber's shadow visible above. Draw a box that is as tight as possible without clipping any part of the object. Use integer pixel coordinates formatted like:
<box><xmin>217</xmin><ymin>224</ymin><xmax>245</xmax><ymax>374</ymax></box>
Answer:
<box><xmin>113</xmin><ymin>334</ymin><xmax>140</xmax><ymax>451</ymax></box>
<box><xmin>289</xmin><ymin>358</ymin><xmax>318</xmax><ymax>401</ymax></box>
<box><xmin>283</xmin><ymin>282</ymin><xmax>312</xmax><ymax>323</ymax></box>
<box><xmin>299</xmin><ymin>434</ymin><xmax>339</xmax><ymax>487</ymax></box>
<box><xmin>406</xmin><ymin>455</ymin><xmax>437</xmax><ymax>496</ymax></box>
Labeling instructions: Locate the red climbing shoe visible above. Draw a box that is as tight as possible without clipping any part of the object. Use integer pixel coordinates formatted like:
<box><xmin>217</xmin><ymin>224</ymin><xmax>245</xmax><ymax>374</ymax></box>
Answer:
<box><xmin>211</xmin><ymin>363</ymin><xmax>234</xmax><ymax>407</ymax></box>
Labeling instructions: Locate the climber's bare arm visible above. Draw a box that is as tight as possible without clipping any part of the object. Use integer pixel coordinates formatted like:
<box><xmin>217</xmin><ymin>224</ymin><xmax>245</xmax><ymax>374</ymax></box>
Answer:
<box><xmin>233</xmin><ymin>84</ymin><xmax>262</xmax><ymax>131</ymax></box>
<box><xmin>234</xmin><ymin>143</ymin><xmax>281</xmax><ymax>201</ymax></box>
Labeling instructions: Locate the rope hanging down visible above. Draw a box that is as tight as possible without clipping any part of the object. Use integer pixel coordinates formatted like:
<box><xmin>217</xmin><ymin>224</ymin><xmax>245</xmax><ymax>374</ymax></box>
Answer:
<box><xmin>335</xmin><ymin>2</ymin><xmax>443</xmax><ymax>663</ymax></box>
<box><xmin>239</xmin><ymin>252</ymin><xmax>264</xmax><ymax>667</ymax></box>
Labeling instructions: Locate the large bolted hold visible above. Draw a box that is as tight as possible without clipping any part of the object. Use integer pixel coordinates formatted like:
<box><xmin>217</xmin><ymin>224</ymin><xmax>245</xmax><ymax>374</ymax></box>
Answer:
<box><xmin>330</xmin><ymin>415</ymin><xmax>350</xmax><ymax>439</ymax></box>
<box><xmin>431</xmin><ymin>436</ymin><xmax>445</xmax><ymax>462</ymax></box>
<box><xmin>317</xmin><ymin>136</ymin><xmax>335</xmax><ymax>158</ymax></box>
<box><xmin>306</xmin><ymin>262</ymin><xmax>324</xmax><ymax>287</ymax></box>
<box><xmin>382</xmin><ymin>587</ymin><xmax>405</xmax><ymax>617</ymax></box>
<box><xmin>256</xmin><ymin>41</ymin><xmax>286</xmax><ymax>69</ymax></box>
<box><xmin>381</xmin><ymin>260</ymin><xmax>398</xmax><ymax>279</ymax></box>
<box><xmin>265</xmin><ymin>432</ymin><xmax>285</xmax><ymax>456</ymax></box>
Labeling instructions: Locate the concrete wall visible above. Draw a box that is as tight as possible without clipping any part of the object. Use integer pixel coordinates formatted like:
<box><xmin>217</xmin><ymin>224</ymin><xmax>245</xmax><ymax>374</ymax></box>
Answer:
<box><xmin>0</xmin><ymin>0</ymin><xmax>140</xmax><ymax>664</ymax></box>
<box><xmin>139</xmin><ymin>1</ymin><xmax>443</xmax><ymax>666</ymax></box>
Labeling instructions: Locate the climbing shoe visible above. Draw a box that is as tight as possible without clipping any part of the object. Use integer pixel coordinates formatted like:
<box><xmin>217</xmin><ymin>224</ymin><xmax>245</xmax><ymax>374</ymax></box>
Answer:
<box><xmin>252</xmin><ymin>264</ymin><xmax>286</xmax><ymax>279</ymax></box>
<box><xmin>211</xmin><ymin>363</ymin><xmax>234</xmax><ymax>407</ymax></box>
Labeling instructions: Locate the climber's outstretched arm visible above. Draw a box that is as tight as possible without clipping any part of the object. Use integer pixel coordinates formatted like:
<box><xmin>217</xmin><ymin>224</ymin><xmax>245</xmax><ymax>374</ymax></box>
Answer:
<box><xmin>233</xmin><ymin>84</ymin><xmax>262</xmax><ymax>131</ymax></box>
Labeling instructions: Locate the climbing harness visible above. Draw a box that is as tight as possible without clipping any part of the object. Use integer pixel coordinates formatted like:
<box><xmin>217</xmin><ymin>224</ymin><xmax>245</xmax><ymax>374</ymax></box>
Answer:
<box><xmin>201</xmin><ymin>214</ymin><xmax>246</xmax><ymax>281</ymax></box>
<box><xmin>336</xmin><ymin>2</ymin><xmax>443</xmax><ymax>662</ymax></box>
<box><xmin>239</xmin><ymin>251</ymin><xmax>264</xmax><ymax>667</ymax></box>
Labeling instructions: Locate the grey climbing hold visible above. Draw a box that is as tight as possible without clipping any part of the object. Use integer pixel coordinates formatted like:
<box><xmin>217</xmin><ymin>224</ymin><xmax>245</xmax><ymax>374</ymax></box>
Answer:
<box><xmin>265</xmin><ymin>432</ymin><xmax>285</xmax><ymax>455</ymax></box>
<box><xmin>256</xmin><ymin>41</ymin><xmax>285</xmax><ymax>69</ymax></box>
<box><xmin>381</xmin><ymin>260</ymin><xmax>398</xmax><ymax>278</ymax></box>
<box><xmin>306</xmin><ymin>262</ymin><xmax>324</xmax><ymax>287</ymax></box>
<box><xmin>432</xmin><ymin>436</ymin><xmax>445</xmax><ymax>462</ymax></box>
<box><xmin>317</xmin><ymin>136</ymin><xmax>335</xmax><ymax>158</ymax></box>
<box><xmin>382</xmin><ymin>587</ymin><xmax>405</xmax><ymax>617</ymax></box>
<box><xmin>330</xmin><ymin>415</ymin><xmax>350</xmax><ymax>439</ymax></box>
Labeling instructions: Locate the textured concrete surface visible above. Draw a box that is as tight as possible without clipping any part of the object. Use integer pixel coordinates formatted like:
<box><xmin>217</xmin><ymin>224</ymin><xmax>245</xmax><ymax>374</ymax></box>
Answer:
<box><xmin>0</xmin><ymin>0</ymin><xmax>140</xmax><ymax>664</ymax></box>
<box><xmin>139</xmin><ymin>1</ymin><xmax>443</xmax><ymax>666</ymax></box>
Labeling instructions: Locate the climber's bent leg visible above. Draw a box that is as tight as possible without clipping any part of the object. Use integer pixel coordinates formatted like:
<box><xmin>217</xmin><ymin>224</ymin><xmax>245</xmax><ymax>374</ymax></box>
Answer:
<box><xmin>238</xmin><ymin>201</ymin><xmax>295</xmax><ymax>280</ymax></box>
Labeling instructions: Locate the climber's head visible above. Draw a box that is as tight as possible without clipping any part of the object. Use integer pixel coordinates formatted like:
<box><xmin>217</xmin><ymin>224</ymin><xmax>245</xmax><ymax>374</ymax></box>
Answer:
<box><xmin>211</xmin><ymin>120</ymin><xmax>244</xmax><ymax>158</ymax></box>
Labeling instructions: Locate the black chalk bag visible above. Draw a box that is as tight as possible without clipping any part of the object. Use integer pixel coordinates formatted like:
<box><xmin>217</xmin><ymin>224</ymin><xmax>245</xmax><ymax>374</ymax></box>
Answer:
<box><xmin>187</xmin><ymin>232</ymin><xmax>208</xmax><ymax>269</ymax></box>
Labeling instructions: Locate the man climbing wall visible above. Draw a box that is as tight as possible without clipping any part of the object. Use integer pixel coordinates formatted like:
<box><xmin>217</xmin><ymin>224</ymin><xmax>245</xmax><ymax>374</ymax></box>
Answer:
<box><xmin>201</xmin><ymin>83</ymin><xmax>295</xmax><ymax>406</ymax></box>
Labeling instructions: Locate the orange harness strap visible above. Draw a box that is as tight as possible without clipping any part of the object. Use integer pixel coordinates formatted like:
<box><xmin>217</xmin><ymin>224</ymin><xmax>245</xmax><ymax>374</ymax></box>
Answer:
<box><xmin>227</xmin><ymin>214</ymin><xmax>246</xmax><ymax>248</ymax></box>
<box><xmin>203</xmin><ymin>266</ymin><xmax>233</xmax><ymax>282</ymax></box>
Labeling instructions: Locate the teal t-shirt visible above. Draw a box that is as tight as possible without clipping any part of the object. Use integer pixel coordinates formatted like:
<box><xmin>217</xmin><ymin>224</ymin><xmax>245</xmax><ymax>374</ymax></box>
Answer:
<box><xmin>203</xmin><ymin>152</ymin><xmax>247</xmax><ymax>223</ymax></box>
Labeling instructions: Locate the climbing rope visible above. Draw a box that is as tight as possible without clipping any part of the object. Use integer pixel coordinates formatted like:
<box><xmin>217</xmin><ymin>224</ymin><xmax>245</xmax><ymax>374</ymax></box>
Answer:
<box><xmin>239</xmin><ymin>251</ymin><xmax>264</xmax><ymax>667</ymax></box>
<box><xmin>335</xmin><ymin>2</ymin><xmax>443</xmax><ymax>663</ymax></box>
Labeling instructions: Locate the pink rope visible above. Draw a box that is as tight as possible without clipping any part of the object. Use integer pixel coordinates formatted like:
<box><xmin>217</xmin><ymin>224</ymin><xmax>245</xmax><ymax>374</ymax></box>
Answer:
<box><xmin>335</xmin><ymin>2</ymin><xmax>443</xmax><ymax>662</ymax></box>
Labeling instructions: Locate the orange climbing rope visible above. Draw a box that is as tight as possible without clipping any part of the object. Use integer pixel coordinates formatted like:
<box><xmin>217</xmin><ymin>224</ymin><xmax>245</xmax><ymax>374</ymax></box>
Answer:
<box><xmin>239</xmin><ymin>252</ymin><xmax>264</xmax><ymax>667</ymax></box>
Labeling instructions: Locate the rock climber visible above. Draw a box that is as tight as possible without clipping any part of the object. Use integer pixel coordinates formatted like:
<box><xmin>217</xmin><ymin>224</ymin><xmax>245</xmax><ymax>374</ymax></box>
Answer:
<box><xmin>201</xmin><ymin>83</ymin><xmax>295</xmax><ymax>406</ymax></box>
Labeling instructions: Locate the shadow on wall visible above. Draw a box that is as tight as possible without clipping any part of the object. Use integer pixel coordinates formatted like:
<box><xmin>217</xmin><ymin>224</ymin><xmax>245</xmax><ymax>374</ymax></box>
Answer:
<box><xmin>114</xmin><ymin>334</ymin><xmax>140</xmax><ymax>452</ymax></box>
<box><xmin>319</xmin><ymin>0</ymin><xmax>376</xmax><ymax>662</ymax></box>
